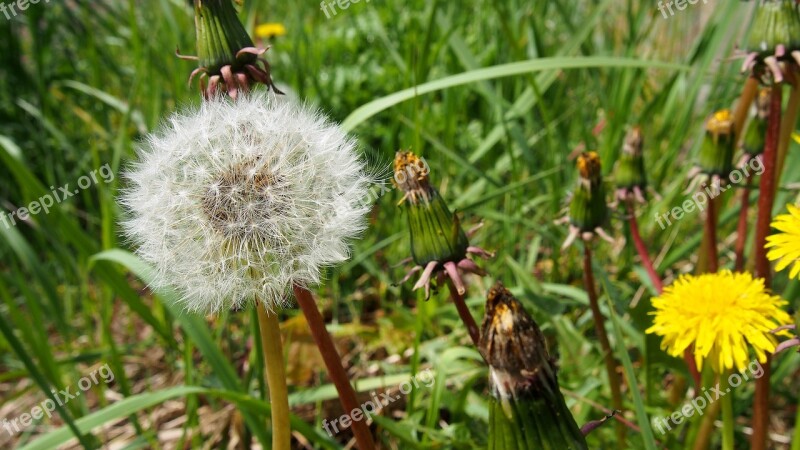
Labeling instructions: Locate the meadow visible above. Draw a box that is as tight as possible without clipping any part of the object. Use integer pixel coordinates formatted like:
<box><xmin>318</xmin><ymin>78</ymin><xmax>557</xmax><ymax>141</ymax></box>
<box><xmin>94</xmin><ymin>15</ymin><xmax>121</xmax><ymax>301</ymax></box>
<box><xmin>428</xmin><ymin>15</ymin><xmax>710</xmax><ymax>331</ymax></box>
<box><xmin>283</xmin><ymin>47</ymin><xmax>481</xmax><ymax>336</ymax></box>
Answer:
<box><xmin>0</xmin><ymin>0</ymin><xmax>798</xmax><ymax>449</ymax></box>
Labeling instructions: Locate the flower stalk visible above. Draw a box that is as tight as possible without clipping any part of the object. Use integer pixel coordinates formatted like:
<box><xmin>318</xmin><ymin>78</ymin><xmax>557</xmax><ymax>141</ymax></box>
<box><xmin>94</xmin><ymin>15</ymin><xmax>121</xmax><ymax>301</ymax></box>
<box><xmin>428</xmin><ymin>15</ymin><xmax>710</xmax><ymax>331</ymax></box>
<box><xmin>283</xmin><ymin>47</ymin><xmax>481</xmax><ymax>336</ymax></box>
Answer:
<box><xmin>751</xmin><ymin>82</ymin><xmax>783</xmax><ymax>450</ymax></box>
<box><xmin>582</xmin><ymin>244</ymin><xmax>625</xmax><ymax>442</ymax></box>
<box><xmin>257</xmin><ymin>304</ymin><xmax>291</xmax><ymax>450</ymax></box>
<box><xmin>294</xmin><ymin>286</ymin><xmax>376</xmax><ymax>450</ymax></box>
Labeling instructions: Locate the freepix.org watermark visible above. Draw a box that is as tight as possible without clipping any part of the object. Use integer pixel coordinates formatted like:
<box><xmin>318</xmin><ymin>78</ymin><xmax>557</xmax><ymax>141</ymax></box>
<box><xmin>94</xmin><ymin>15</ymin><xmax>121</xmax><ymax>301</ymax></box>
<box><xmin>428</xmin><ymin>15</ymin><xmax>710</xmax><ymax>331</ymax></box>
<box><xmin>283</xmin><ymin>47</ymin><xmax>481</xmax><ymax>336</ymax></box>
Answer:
<box><xmin>2</xmin><ymin>364</ymin><xmax>115</xmax><ymax>436</ymax></box>
<box><xmin>657</xmin><ymin>0</ymin><xmax>711</xmax><ymax>20</ymax></box>
<box><xmin>654</xmin><ymin>156</ymin><xmax>764</xmax><ymax>230</ymax></box>
<box><xmin>320</xmin><ymin>0</ymin><xmax>371</xmax><ymax>19</ymax></box>
<box><xmin>0</xmin><ymin>0</ymin><xmax>49</xmax><ymax>20</ymax></box>
<box><xmin>0</xmin><ymin>163</ymin><xmax>115</xmax><ymax>230</ymax></box>
<box><xmin>322</xmin><ymin>369</ymin><xmax>435</xmax><ymax>436</ymax></box>
<box><xmin>652</xmin><ymin>359</ymin><xmax>764</xmax><ymax>434</ymax></box>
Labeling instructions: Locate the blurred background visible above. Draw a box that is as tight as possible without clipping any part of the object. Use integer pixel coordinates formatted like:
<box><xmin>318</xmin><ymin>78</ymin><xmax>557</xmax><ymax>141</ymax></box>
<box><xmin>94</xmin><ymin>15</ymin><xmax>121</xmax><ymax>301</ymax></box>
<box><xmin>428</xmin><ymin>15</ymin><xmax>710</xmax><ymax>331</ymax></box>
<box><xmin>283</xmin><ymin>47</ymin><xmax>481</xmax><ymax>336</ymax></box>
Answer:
<box><xmin>0</xmin><ymin>0</ymin><xmax>797</xmax><ymax>448</ymax></box>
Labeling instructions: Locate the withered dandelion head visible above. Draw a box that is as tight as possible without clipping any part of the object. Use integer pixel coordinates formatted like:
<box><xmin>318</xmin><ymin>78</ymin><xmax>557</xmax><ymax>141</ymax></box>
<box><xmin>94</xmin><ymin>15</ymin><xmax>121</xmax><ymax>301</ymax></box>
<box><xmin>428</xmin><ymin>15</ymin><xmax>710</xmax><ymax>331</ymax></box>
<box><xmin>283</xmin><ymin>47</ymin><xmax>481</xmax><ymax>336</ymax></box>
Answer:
<box><xmin>121</xmin><ymin>92</ymin><xmax>373</xmax><ymax>313</ymax></box>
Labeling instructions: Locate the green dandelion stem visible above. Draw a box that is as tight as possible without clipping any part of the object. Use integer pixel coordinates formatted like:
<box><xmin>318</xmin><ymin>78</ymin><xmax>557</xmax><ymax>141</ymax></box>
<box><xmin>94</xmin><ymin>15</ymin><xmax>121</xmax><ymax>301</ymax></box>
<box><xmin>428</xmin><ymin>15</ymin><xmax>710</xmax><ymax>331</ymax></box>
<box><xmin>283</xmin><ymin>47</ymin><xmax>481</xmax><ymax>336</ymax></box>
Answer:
<box><xmin>720</xmin><ymin>371</ymin><xmax>735</xmax><ymax>450</ymax></box>
<box><xmin>257</xmin><ymin>303</ymin><xmax>291</xmax><ymax>450</ymax></box>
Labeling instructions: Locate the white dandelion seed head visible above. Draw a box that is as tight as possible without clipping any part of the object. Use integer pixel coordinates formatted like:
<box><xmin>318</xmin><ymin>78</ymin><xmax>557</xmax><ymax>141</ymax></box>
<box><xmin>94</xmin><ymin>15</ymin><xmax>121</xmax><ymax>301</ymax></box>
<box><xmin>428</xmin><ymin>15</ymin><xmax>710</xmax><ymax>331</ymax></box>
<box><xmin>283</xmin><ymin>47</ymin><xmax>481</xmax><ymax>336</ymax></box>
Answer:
<box><xmin>120</xmin><ymin>92</ymin><xmax>374</xmax><ymax>313</ymax></box>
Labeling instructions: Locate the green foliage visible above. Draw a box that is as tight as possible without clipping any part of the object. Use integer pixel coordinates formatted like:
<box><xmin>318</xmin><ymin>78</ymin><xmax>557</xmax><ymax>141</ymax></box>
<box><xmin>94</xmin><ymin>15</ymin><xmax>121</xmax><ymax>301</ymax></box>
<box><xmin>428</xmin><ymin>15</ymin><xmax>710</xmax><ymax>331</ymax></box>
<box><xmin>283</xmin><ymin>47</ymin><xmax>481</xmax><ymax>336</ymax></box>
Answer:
<box><xmin>1</xmin><ymin>0</ymin><xmax>799</xmax><ymax>449</ymax></box>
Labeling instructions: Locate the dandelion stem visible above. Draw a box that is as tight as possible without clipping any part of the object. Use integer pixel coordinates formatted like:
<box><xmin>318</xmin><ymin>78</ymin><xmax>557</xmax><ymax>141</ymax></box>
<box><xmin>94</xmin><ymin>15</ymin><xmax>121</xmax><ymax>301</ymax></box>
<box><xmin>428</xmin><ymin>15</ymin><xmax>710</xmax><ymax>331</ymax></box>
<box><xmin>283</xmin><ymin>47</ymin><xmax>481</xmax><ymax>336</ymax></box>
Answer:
<box><xmin>751</xmin><ymin>82</ymin><xmax>783</xmax><ymax>450</ymax></box>
<box><xmin>720</xmin><ymin>371</ymin><xmax>735</xmax><ymax>450</ymax></box>
<box><xmin>447</xmin><ymin>280</ymin><xmax>481</xmax><ymax>347</ymax></box>
<box><xmin>734</xmin><ymin>179</ymin><xmax>752</xmax><ymax>272</ymax></box>
<box><xmin>691</xmin><ymin>385</ymin><xmax>723</xmax><ymax>450</ymax></box>
<box><xmin>775</xmin><ymin>67</ymin><xmax>800</xmax><ymax>195</ymax></box>
<box><xmin>293</xmin><ymin>285</ymin><xmax>376</xmax><ymax>450</ymax></box>
<box><xmin>256</xmin><ymin>304</ymin><xmax>291</xmax><ymax>450</ymax></box>
<box><xmin>627</xmin><ymin>201</ymin><xmax>702</xmax><ymax>387</ymax></box>
<box><xmin>733</xmin><ymin>77</ymin><xmax>759</xmax><ymax>139</ymax></box>
<box><xmin>626</xmin><ymin>201</ymin><xmax>663</xmax><ymax>293</ymax></box>
<box><xmin>703</xmin><ymin>195</ymin><xmax>720</xmax><ymax>273</ymax></box>
<box><xmin>582</xmin><ymin>243</ymin><xmax>625</xmax><ymax>442</ymax></box>
<box><xmin>731</xmin><ymin>76</ymin><xmax>760</xmax><ymax>273</ymax></box>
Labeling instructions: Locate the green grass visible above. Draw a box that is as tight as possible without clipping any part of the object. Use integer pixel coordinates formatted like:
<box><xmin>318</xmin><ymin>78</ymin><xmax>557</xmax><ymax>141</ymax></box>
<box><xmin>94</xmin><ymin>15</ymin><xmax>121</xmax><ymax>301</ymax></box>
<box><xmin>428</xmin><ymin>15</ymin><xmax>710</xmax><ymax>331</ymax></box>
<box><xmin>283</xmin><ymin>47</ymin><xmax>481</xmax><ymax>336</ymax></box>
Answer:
<box><xmin>0</xmin><ymin>0</ymin><xmax>798</xmax><ymax>448</ymax></box>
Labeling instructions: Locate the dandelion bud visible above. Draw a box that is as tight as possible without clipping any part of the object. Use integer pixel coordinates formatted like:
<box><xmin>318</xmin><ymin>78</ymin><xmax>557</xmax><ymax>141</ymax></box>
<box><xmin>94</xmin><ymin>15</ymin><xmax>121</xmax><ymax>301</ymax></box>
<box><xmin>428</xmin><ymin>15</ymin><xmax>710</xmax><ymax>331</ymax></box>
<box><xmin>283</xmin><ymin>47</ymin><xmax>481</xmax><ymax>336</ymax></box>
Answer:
<box><xmin>394</xmin><ymin>151</ymin><xmax>468</xmax><ymax>266</ymax></box>
<box><xmin>742</xmin><ymin>0</ymin><xmax>800</xmax><ymax>82</ymax></box>
<box><xmin>697</xmin><ymin>109</ymin><xmax>735</xmax><ymax>177</ymax></box>
<box><xmin>187</xmin><ymin>0</ymin><xmax>282</xmax><ymax>98</ymax></box>
<box><xmin>742</xmin><ymin>89</ymin><xmax>770</xmax><ymax>157</ymax></box>
<box><xmin>395</xmin><ymin>151</ymin><xmax>492</xmax><ymax>298</ymax></box>
<box><xmin>614</xmin><ymin>127</ymin><xmax>647</xmax><ymax>203</ymax></box>
<box><xmin>480</xmin><ymin>282</ymin><xmax>587</xmax><ymax>450</ymax></box>
<box><xmin>569</xmin><ymin>152</ymin><xmax>608</xmax><ymax>232</ymax></box>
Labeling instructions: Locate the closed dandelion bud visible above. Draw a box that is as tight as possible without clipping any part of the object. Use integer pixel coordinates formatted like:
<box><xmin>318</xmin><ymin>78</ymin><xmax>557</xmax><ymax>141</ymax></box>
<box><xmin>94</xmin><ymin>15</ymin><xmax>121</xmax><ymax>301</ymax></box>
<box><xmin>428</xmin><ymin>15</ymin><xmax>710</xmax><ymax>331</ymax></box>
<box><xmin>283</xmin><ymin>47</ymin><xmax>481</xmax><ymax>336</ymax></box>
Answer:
<box><xmin>742</xmin><ymin>0</ymin><xmax>800</xmax><ymax>81</ymax></box>
<box><xmin>614</xmin><ymin>127</ymin><xmax>647</xmax><ymax>203</ymax></box>
<box><xmin>395</xmin><ymin>151</ymin><xmax>492</xmax><ymax>298</ymax></box>
<box><xmin>480</xmin><ymin>282</ymin><xmax>587</xmax><ymax>450</ymax></box>
<box><xmin>742</xmin><ymin>89</ymin><xmax>770</xmax><ymax>156</ymax></box>
<box><xmin>394</xmin><ymin>151</ymin><xmax>468</xmax><ymax>266</ymax></box>
<box><xmin>697</xmin><ymin>109</ymin><xmax>735</xmax><ymax>177</ymax></box>
<box><xmin>187</xmin><ymin>0</ymin><xmax>282</xmax><ymax>98</ymax></box>
<box><xmin>569</xmin><ymin>152</ymin><xmax>607</xmax><ymax>232</ymax></box>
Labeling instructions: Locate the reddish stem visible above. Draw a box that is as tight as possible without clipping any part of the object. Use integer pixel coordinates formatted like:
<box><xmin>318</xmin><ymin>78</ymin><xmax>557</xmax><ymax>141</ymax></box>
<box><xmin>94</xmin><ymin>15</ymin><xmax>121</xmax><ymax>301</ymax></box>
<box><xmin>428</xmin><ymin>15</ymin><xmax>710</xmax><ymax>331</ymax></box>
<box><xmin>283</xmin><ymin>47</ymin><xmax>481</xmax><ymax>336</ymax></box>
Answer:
<box><xmin>626</xmin><ymin>201</ymin><xmax>663</xmax><ymax>293</ymax></box>
<box><xmin>628</xmin><ymin>201</ymin><xmax>701</xmax><ymax>386</ymax></box>
<box><xmin>293</xmin><ymin>286</ymin><xmax>376</xmax><ymax>450</ymax></box>
<box><xmin>447</xmin><ymin>281</ymin><xmax>481</xmax><ymax>347</ymax></box>
<box><xmin>750</xmin><ymin>84</ymin><xmax>782</xmax><ymax>450</ymax></box>
<box><xmin>583</xmin><ymin>244</ymin><xmax>625</xmax><ymax>442</ymax></box>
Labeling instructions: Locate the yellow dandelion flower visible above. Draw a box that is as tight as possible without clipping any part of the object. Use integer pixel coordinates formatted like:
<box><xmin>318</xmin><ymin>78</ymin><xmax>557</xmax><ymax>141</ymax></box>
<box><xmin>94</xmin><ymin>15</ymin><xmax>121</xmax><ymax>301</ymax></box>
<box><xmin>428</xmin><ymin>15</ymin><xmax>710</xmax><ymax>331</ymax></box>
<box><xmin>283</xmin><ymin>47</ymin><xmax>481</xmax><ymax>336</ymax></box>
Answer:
<box><xmin>255</xmin><ymin>22</ymin><xmax>287</xmax><ymax>39</ymax></box>
<box><xmin>766</xmin><ymin>204</ymin><xmax>800</xmax><ymax>279</ymax></box>
<box><xmin>646</xmin><ymin>270</ymin><xmax>791</xmax><ymax>373</ymax></box>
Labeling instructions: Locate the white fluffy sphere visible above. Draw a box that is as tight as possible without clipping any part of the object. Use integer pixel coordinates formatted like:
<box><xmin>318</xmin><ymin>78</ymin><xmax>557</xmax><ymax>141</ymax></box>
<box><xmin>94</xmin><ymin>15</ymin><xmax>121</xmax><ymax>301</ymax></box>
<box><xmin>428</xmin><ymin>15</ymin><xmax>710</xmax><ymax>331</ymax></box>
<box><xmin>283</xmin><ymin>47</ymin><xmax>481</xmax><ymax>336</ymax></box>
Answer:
<box><xmin>121</xmin><ymin>92</ymin><xmax>373</xmax><ymax>313</ymax></box>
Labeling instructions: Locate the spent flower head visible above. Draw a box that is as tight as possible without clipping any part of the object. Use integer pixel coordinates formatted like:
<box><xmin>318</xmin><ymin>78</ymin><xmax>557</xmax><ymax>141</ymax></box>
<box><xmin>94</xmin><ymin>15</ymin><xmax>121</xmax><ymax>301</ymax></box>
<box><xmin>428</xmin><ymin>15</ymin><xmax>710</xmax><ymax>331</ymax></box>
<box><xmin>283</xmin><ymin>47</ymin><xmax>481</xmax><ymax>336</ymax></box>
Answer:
<box><xmin>480</xmin><ymin>282</ymin><xmax>587</xmax><ymax>449</ymax></box>
<box><xmin>561</xmin><ymin>151</ymin><xmax>613</xmax><ymax>249</ymax></box>
<box><xmin>394</xmin><ymin>151</ymin><xmax>493</xmax><ymax>298</ymax></box>
<box><xmin>646</xmin><ymin>270</ymin><xmax>791</xmax><ymax>372</ymax></box>
<box><xmin>742</xmin><ymin>0</ymin><xmax>800</xmax><ymax>83</ymax></box>
<box><xmin>614</xmin><ymin>126</ymin><xmax>647</xmax><ymax>203</ymax></box>
<box><xmin>697</xmin><ymin>109</ymin><xmax>735</xmax><ymax>177</ymax></box>
<box><xmin>121</xmin><ymin>92</ymin><xmax>373</xmax><ymax>313</ymax></box>
<box><xmin>181</xmin><ymin>0</ymin><xmax>283</xmax><ymax>99</ymax></box>
<box><xmin>741</xmin><ymin>88</ymin><xmax>770</xmax><ymax>160</ymax></box>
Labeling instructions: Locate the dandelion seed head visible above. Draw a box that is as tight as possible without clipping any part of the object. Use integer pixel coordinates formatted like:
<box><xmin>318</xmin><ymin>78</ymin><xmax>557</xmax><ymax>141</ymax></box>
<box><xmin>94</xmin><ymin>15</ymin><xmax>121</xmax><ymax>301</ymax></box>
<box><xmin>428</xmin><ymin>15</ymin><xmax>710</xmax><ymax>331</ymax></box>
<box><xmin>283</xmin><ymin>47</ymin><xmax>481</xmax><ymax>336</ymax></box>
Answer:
<box><xmin>121</xmin><ymin>92</ymin><xmax>373</xmax><ymax>313</ymax></box>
